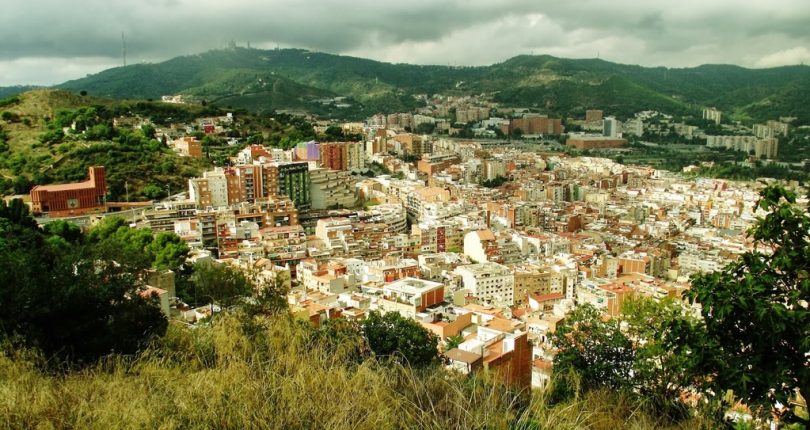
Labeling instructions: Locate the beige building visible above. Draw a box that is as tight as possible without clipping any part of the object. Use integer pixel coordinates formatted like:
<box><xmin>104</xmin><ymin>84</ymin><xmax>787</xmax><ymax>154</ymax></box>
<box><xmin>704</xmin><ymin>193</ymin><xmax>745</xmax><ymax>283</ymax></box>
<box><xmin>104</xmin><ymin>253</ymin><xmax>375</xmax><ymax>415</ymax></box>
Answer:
<box><xmin>513</xmin><ymin>266</ymin><xmax>564</xmax><ymax>306</ymax></box>
<box><xmin>309</xmin><ymin>168</ymin><xmax>357</xmax><ymax>210</ymax></box>
<box><xmin>189</xmin><ymin>170</ymin><xmax>228</xmax><ymax>208</ymax></box>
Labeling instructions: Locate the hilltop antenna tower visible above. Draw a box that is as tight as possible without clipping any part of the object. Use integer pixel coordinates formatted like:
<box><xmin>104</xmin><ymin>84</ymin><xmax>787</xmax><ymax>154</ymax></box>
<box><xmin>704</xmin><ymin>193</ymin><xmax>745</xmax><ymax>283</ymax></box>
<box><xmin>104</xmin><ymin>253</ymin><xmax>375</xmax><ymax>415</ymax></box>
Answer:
<box><xmin>121</xmin><ymin>32</ymin><xmax>127</xmax><ymax>67</ymax></box>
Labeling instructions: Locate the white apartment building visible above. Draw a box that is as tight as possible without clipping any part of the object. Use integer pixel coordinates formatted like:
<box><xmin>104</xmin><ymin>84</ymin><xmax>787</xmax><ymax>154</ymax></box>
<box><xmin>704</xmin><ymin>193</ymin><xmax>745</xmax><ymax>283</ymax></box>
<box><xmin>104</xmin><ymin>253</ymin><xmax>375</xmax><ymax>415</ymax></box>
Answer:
<box><xmin>702</xmin><ymin>108</ymin><xmax>722</xmax><ymax>125</ymax></box>
<box><xmin>188</xmin><ymin>169</ymin><xmax>228</xmax><ymax>208</ymax></box>
<box><xmin>678</xmin><ymin>251</ymin><xmax>725</xmax><ymax>274</ymax></box>
<box><xmin>454</xmin><ymin>262</ymin><xmax>515</xmax><ymax>307</ymax></box>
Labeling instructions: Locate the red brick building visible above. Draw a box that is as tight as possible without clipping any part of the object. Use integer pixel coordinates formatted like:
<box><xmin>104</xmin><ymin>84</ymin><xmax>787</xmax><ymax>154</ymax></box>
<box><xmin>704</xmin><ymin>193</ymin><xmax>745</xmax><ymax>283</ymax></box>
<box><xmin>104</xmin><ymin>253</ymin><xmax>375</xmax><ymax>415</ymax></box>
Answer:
<box><xmin>30</xmin><ymin>166</ymin><xmax>107</xmax><ymax>216</ymax></box>
<box><xmin>566</xmin><ymin>136</ymin><xmax>627</xmax><ymax>149</ymax></box>
<box><xmin>585</xmin><ymin>109</ymin><xmax>603</xmax><ymax>122</ymax></box>
<box><xmin>504</xmin><ymin>117</ymin><xmax>564</xmax><ymax>135</ymax></box>
<box><xmin>319</xmin><ymin>142</ymin><xmax>346</xmax><ymax>171</ymax></box>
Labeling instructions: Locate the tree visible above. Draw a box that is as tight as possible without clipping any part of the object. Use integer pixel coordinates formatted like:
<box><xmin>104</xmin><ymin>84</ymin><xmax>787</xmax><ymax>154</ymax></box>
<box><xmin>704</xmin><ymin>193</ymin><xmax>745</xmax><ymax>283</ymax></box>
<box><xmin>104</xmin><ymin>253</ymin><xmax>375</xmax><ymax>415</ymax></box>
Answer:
<box><xmin>191</xmin><ymin>262</ymin><xmax>253</xmax><ymax>307</ymax></box>
<box><xmin>245</xmin><ymin>270</ymin><xmax>290</xmax><ymax>316</ymax></box>
<box><xmin>361</xmin><ymin>311</ymin><xmax>441</xmax><ymax>368</ymax></box>
<box><xmin>146</xmin><ymin>232</ymin><xmax>190</xmax><ymax>271</ymax></box>
<box><xmin>400</xmin><ymin>153</ymin><xmax>420</xmax><ymax>163</ymax></box>
<box><xmin>481</xmin><ymin>175</ymin><xmax>509</xmax><ymax>188</ymax></box>
<box><xmin>141</xmin><ymin>124</ymin><xmax>156</xmax><ymax>139</ymax></box>
<box><xmin>621</xmin><ymin>297</ymin><xmax>715</xmax><ymax>418</ymax></box>
<box><xmin>551</xmin><ymin>304</ymin><xmax>635</xmax><ymax>391</ymax></box>
<box><xmin>0</xmin><ymin>198</ymin><xmax>38</xmax><ymax>229</ymax></box>
<box><xmin>0</xmin><ymin>200</ymin><xmax>167</xmax><ymax>365</ymax></box>
<box><xmin>90</xmin><ymin>224</ymin><xmax>154</xmax><ymax>272</ymax></box>
<box><xmin>415</xmin><ymin>122</ymin><xmax>436</xmax><ymax>135</ymax></box>
<box><xmin>86</xmin><ymin>217</ymin><xmax>188</xmax><ymax>273</ymax></box>
<box><xmin>86</xmin><ymin>216</ymin><xmax>127</xmax><ymax>242</ymax></box>
<box><xmin>43</xmin><ymin>220</ymin><xmax>83</xmax><ymax>244</ymax></box>
<box><xmin>552</xmin><ymin>299</ymin><xmax>713</xmax><ymax>419</ymax></box>
<box><xmin>685</xmin><ymin>185</ymin><xmax>810</xmax><ymax>423</ymax></box>
<box><xmin>324</xmin><ymin>125</ymin><xmax>344</xmax><ymax>141</ymax></box>
<box><xmin>445</xmin><ymin>334</ymin><xmax>464</xmax><ymax>351</ymax></box>
<box><xmin>141</xmin><ymin>184</ymin><xmax>164</xmax><ymax>200</ymax></box>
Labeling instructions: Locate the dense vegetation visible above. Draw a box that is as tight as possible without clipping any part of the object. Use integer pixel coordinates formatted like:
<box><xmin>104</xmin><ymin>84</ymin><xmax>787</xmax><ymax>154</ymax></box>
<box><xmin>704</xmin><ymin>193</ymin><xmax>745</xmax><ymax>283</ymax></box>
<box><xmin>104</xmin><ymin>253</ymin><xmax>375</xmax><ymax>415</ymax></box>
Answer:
<box><xmin>0</xmin><ymin>90</ymin><xmax>319</xmax><ymax>199</ymax></box>
<box><xmin>0</xmin><ymin>90</ymin><xmax>212</xmax><ymax>198</ymax></box>
<box><xmin>0</xmin><ymin>201</ymin><xmax>178</xmax><ymax>364</ymax></box>
<box><xmin>57</xmin><ymin>48</ymin><xmax>810</xmax><ymax>123</ymax></box>
<box><xmin>1</xmin><ymin>313</ymin><xmax>717</xmax><ymax>430</ymax></box>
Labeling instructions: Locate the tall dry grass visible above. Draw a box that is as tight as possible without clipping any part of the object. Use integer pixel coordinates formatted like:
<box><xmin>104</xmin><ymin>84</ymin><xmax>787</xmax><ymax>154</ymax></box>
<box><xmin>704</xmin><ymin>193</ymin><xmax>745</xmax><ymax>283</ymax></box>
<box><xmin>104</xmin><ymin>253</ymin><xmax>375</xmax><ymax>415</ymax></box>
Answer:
<box><xmin>0</xmin><ymin>313</ymin><xmax>719</xmax><ymax>429</ymax></box>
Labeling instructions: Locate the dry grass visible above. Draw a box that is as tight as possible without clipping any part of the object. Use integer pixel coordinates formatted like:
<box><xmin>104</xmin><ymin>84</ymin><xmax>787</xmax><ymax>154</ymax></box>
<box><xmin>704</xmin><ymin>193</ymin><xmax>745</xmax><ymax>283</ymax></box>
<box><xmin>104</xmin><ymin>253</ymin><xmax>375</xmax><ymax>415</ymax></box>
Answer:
<box><xmin>0</xmin><ymin>314</ymin><xmax>719</xmax><ymax>430</ymax></box>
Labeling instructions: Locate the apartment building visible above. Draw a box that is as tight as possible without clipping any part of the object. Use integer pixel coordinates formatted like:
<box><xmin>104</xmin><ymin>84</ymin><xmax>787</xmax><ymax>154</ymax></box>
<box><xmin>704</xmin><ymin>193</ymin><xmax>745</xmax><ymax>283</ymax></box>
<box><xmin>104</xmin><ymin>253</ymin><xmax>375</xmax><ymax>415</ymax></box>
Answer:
<box><xmin>309</xmin><ymin>168</ymin><xmax>357</xmax><ymax>210</ymax></box>
<box><xmin>454</xmin><ymin>262</ymin><xmax>515</xmax><ymax>307</ymax></box>
<box><xmin>319</xmin><ymin>141</ymin><xmax>366</xmax><ymax>171</ymax></box>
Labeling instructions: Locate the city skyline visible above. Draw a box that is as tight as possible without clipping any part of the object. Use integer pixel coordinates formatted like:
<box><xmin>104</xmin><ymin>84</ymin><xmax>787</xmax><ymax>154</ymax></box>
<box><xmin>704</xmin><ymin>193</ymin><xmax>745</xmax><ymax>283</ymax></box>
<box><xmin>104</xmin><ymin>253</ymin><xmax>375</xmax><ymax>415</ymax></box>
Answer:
<box><xmin>2</xmin><ymin>0</ymin><xmax>810</xmax><ymax>86</ymax></box>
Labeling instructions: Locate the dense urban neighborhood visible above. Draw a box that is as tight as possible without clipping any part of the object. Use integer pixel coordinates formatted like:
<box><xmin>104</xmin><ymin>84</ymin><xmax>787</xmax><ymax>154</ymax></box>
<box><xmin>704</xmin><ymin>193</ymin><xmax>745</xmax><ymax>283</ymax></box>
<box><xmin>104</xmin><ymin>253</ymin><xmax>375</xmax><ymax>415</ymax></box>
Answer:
<box><xmin>2</xmin><ymin>85</ymin><xmax>807</xmax><ymax>427</ymax></box>
<box><xmin>1</xmin><ymin>25</ymin><xmax>810</xmax><ymax>426</ymax></box>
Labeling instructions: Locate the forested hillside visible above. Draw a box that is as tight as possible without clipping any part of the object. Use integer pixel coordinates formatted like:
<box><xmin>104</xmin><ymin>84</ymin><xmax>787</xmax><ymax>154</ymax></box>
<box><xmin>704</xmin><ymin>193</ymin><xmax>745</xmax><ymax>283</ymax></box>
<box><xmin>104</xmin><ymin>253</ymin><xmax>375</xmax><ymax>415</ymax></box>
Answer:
<box><xmin>56</xmin><ymin>48</ymin><xmax>810</xmax><ymax>123</ymax></box>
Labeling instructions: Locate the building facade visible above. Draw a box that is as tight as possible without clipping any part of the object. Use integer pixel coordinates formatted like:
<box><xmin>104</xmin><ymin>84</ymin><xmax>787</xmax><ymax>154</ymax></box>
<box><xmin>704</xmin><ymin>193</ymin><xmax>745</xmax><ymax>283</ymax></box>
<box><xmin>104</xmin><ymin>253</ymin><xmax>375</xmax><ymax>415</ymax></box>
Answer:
<box><xmin>31</xmin><ymin>166</ymin><xmax>107</xmax><ymax>215</ymax></box>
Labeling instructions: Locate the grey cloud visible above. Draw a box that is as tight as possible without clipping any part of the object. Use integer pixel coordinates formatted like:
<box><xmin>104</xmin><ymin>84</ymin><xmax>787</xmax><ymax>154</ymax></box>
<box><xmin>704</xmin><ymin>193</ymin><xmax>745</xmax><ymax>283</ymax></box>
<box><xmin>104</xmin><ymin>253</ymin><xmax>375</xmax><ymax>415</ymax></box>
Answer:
<box><xmin>1</xmin><ymin>0</ymin><xmax>809</xmax><ymax>85</ymax></box>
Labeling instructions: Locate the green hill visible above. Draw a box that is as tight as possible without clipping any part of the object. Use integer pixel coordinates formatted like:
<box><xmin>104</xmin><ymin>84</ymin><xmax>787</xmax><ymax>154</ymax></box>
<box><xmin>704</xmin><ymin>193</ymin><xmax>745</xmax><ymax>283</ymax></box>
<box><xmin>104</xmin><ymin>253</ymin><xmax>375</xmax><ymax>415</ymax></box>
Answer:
<box><xmin>56</xmin><ymin>48</ymin><xmax>810</xmax><ymax>123</ymax></box>
<box><xmin>0</xmin><ymin>89</ymin><xmax>322</xmax><ymax>198</ymax></box>
<box><xmin>0</xmin><ymin>90</ymin><xmax>215</xmax><ymax>198</ymax></box>
<box><xmin>0</xmin><ymin>85</ymin><xmax>40</xmax><ymax>98</ymax></box>
<box><xmin>0</xmin><ymin>88</ymin><xmax>326</xmax><ymax>198</ymax></box>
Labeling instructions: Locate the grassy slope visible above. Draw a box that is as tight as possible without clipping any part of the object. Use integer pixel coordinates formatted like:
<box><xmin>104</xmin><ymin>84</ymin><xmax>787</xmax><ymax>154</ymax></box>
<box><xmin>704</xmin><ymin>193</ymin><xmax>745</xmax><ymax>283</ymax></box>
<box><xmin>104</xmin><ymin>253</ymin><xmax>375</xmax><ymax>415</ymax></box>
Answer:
<box><xmin>0</xmin><ymin>90</ymin><xmax>210</xmax><ymax>198</ymax></box>
<box><xmin>0</xmin><ymin>314</ymin><xmax>716</xmax><ymax>430</ymax></box>
<box><xmin>2</xmin><ymin>90</ymin><xmax>114</xmax><ymax>161</ymax></box>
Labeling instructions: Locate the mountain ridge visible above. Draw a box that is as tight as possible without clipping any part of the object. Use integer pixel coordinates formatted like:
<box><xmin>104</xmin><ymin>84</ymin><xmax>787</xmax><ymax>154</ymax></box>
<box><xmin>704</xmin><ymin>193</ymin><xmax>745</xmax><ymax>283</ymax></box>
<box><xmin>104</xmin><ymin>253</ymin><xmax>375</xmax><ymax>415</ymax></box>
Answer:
<box><xmin>36</xmin><ymin>47</ymin><xmax>810</xmax><ymax>123</ymax></box>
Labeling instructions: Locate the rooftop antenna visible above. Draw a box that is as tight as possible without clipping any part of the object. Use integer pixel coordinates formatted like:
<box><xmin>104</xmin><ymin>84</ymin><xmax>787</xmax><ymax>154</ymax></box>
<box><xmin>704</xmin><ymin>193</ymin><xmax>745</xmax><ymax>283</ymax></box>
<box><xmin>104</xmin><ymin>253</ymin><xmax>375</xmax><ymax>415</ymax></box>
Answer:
<box><xmin>121</xmin><ymin>32</ymin><xmax>127</xmax><ymax>67</ymax></box>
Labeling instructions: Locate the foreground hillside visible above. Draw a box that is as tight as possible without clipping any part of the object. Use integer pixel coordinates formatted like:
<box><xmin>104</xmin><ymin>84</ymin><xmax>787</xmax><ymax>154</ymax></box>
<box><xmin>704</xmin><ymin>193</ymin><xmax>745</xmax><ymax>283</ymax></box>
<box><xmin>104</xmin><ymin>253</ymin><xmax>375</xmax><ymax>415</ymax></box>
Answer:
<box><xmin>0</xmin><ymin>315</ymin><xmax>715</xmax><ymax>430</ymax></box>
<box><xmin>57</xmin><ymin>47</ymin><xmax>810</xmax><ymax>122</ymax></box>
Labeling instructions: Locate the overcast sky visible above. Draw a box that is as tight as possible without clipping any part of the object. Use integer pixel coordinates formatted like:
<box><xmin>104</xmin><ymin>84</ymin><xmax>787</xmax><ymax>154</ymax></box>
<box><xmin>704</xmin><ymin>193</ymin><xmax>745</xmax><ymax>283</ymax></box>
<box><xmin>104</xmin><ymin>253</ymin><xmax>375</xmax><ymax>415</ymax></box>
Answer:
<box><xmin>2</xmin><ymin>0</ymin><xmax>810</xmax><ymax>86</ymax></box>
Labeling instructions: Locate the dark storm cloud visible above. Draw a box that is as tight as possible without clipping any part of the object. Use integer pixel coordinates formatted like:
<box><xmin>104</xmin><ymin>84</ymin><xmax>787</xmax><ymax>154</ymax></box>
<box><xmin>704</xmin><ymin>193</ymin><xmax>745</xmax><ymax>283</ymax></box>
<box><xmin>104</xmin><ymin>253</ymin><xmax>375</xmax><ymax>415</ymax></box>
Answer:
<box><xmin>1</xmin><ymin>0</ymin><xmax>809</xmax><ymax>85</ymax></box>
<box><xmin>0</xmin><ymin>0</ymin><xmax>537</xmax><ymax>60</ymax></box>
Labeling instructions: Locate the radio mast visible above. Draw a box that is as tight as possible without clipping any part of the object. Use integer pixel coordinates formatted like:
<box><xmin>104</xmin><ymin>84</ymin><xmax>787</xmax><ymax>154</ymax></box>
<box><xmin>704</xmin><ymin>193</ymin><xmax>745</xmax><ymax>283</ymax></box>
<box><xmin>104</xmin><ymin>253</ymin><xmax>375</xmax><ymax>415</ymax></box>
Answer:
<box><xmin>122</xmin><ymin>32</ymin><xmax>127</xmax><ymax>67</ymax></box>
